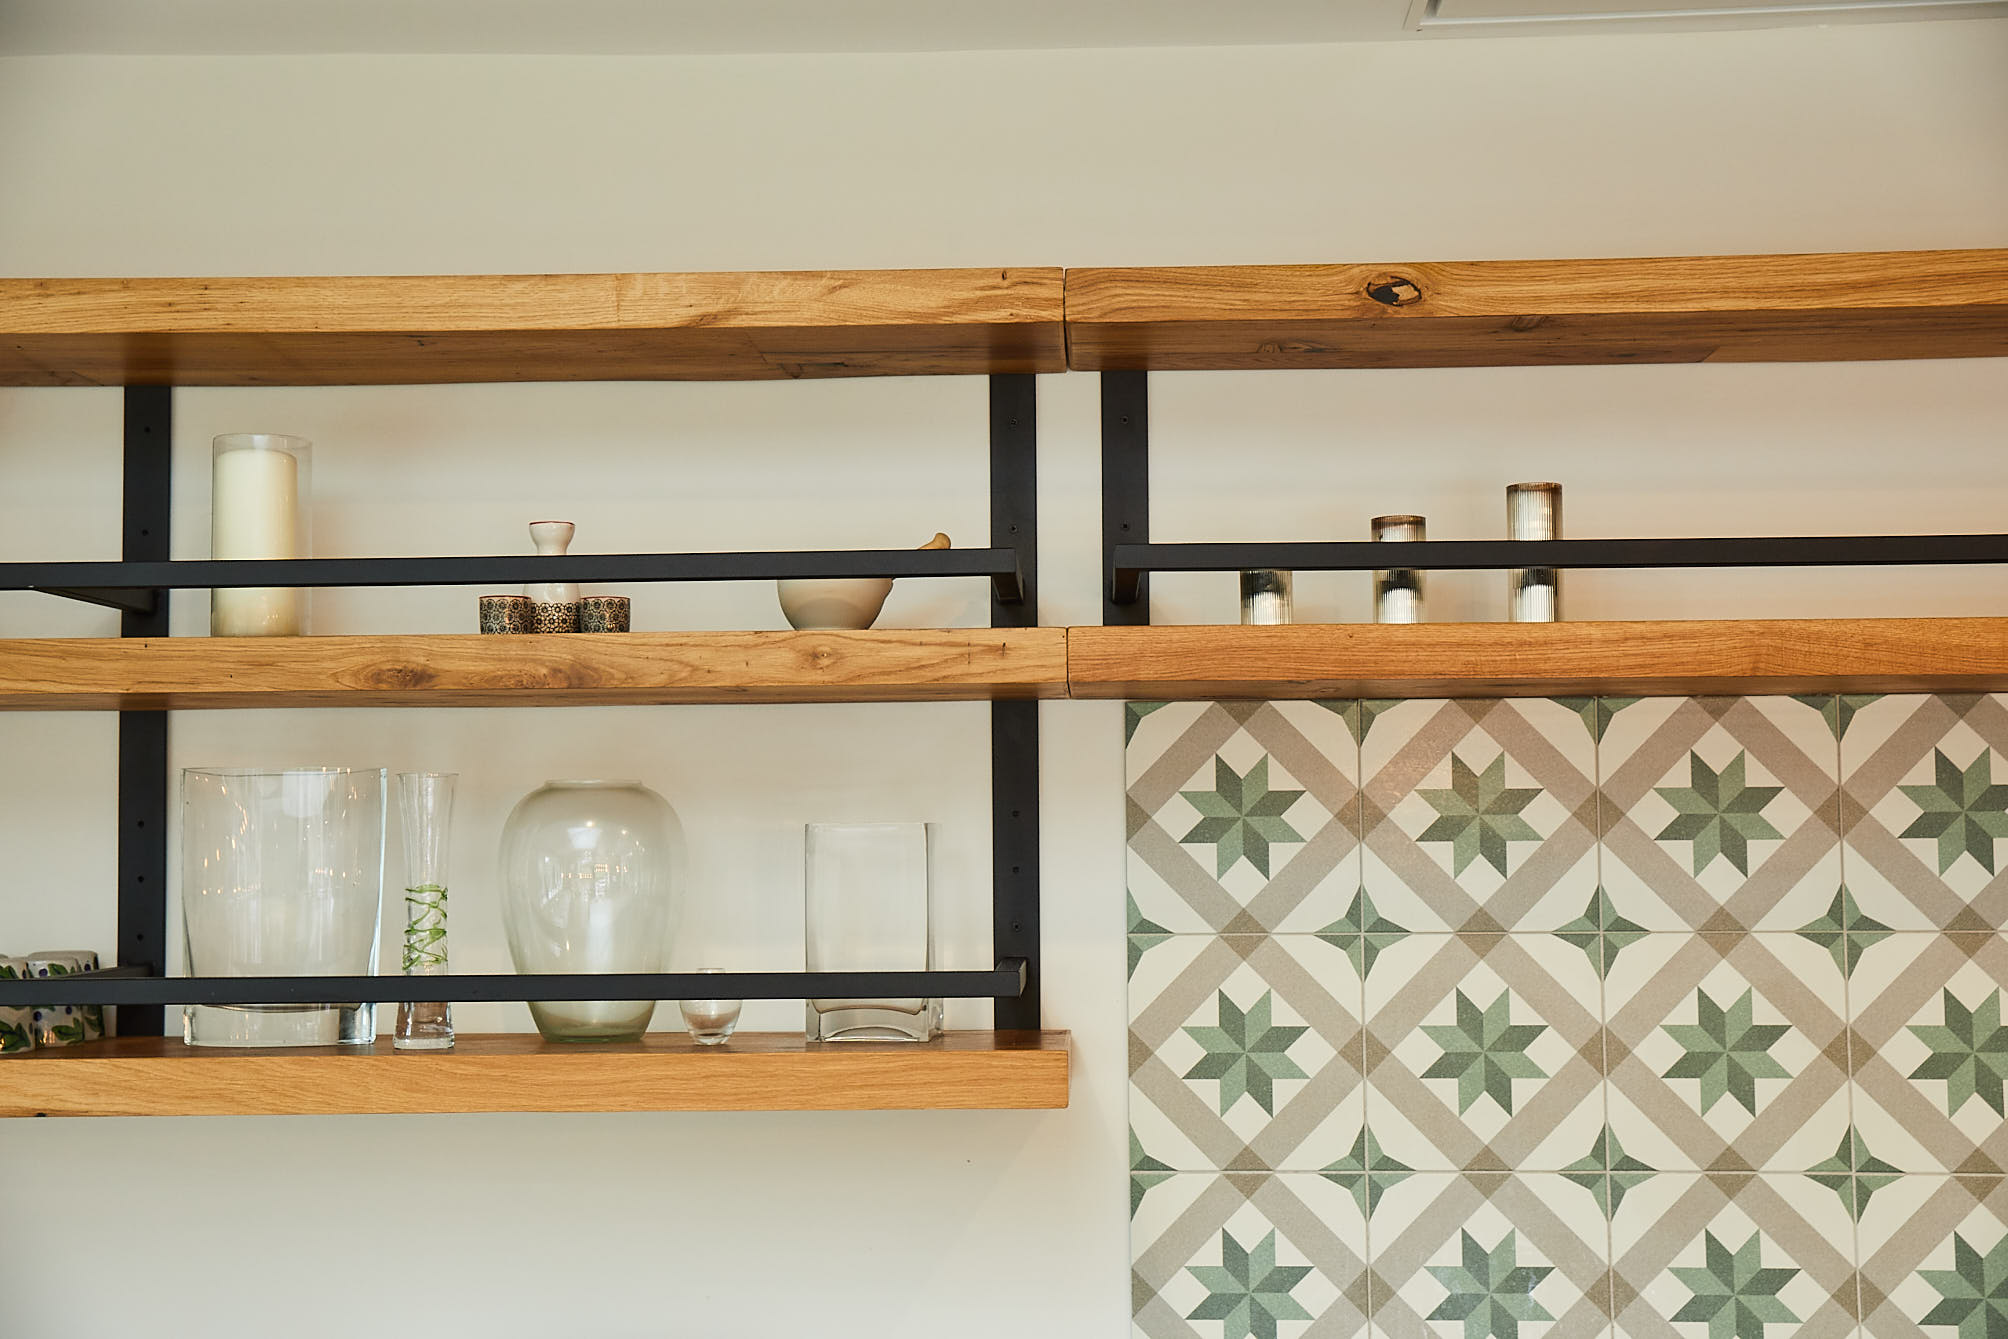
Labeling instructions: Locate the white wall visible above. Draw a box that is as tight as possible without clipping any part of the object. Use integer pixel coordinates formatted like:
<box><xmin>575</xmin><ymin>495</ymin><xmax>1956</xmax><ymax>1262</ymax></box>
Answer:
<box><xmin>1</xmin><ymin>24</ymin><xmax>2005</xmax><ymax>1337</ymax></box>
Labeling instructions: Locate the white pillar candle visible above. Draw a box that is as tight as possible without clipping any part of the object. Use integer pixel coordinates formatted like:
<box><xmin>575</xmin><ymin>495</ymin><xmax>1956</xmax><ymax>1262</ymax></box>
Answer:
<box><xmin>210</xmin><ymin>435</ymin><xmax>308</xmax><ymax>636</ymax></box>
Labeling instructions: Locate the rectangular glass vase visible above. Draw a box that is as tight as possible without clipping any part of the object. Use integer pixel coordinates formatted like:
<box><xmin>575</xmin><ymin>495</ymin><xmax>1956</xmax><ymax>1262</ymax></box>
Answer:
<box><xmin>804</xmin><ymin>822</ymin><xmax>941</xmax><ymax>1042</ymax></box>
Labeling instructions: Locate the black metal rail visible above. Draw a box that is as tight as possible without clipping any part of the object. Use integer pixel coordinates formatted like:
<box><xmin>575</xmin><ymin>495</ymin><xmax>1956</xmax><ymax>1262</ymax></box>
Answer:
<box><xmin>0</xmin><ymin>960</ymin><xmax>1029</xmax><ymax>1008</ymax></box>
<box><xmin>1108</xmin><ymin>535</ymin><xmax>2008</xmax><ymax>605</ymax></box>
<box><xmin>21</xmin><ymin>547</ymin><xmax>1026</xmax><ymax>614</ymax></box>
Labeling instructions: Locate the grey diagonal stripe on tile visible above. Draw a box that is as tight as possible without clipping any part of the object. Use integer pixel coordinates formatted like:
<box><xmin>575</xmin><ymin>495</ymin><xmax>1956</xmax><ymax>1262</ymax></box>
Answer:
<box><xmin>1601</xmin><ymin>698</ymin><xmax>1716</xmax><ymax>812</ymax></box>
<box><xmin>1241</xmin><ymin>938</ymin><xmax>1366</xmax><ymax>1171</ymax></box>
<box><xmin>1458</xmin><ymin>938</ymin><xmax>1607</xmax><ymax>1170</ymax></box>
<box><xmin>1244</xmin><ymin>702</ymin><xmax>1360</xmax><ymax>819</ymax></box>
<box><xmin>1600</xmin><ymin>810</ymin><xmax>1728</xmax><ymax>930</ymax></box>
<box><xmin>1695</xmin><ymin>938</ymin><xmax>1851</xmax><ymax>1169</ymax></box>
<box><xmin>1244</xmin><ymin>1178</ymin><xmax>1369</xmax><ymax>1338</ymax></box>
<box><xmin>1842</xmin><ymin>696</ymin><xmax>1968</xmax><ymax>809</ymax></box>
<box><xmin>1711</xmin><ymin>1175</ymin><xmax>1859</xmax><ymax>1327</ymax></box>
<box><xmin>1482</xmin><ymin>1175</ymin><xmax>1616</xmax><ymax>1331</ymax></box>
<box><xmin>1128</xmin><ymin>702</ymin><xmax>1248</xmax><ymax>813</ymax></box>
<box><xmin>1858</xmin><ymin>1175</ymin><xmax>2006</xmax><ymax>1313</ymax></box>
<box><xmin>1609</xmin><ymin>1176</ymin><xmax>1746</xmax><ymax>1307</ymax></box>
<box><xmin>1129</xmin><ymin>813</ymin><xmax>1263</xmax><ymax>930</ymax></box>
<box><xmin>1132</xmin><ymin>1049</ymin><xmax>1259</xmax><ymax>1169</ymax></box>
<box><xmin>1604</xmin><ymin>938</ymin><xmax>1755</xmax><ymax>1168</ymax></box>
<box><xmin>1850</xmin><ymin>936</ymin><xmax>2008</xmax><ymax>1171</ymax></box>
<box><xmin>1131</xmin><ymin>1174</ymin><xmax>1249</xmax><ymax>1338</ymax></box>
<box><xmin>1361</xmin><ymin>801</ymin><xmax>1485</xmax><ymax>927</ymax></box>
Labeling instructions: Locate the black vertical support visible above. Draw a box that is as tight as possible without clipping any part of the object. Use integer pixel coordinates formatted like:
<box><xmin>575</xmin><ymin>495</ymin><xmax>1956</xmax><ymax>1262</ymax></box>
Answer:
<box><xmin>1102</xmin><ymin>371</ymin><xmax>1150</xmax><ymax>625</ymax></box>
<box><xmin>119</xmin><ymin>386</ymin><xmax>171</xmax><ymax>1035</ymax></box>
<box><xmin>989</xmin><ymin>374</ymin><xmax>1040</xmax><ymax>1030</ymax></box>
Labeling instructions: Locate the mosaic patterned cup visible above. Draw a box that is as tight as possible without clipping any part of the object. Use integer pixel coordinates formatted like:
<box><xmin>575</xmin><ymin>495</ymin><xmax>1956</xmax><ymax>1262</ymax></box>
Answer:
<box><xmin>27</xmin><ymin>950</ymin><xmax>104</xmax><ymax>1043</ymax></box>
<box><xmin>479</xmin><ymin>595</ymin><xmax>533</xmax><ymax>634</ymax></box>
<box><xmin>579</xmin><ymin>596</ymin><xmax>630</xmax><ymax>633</ymax></box>
<box><xmin>530</xmin><ymin>601</ymin><xmax>579</xmax><ymax>634</ymax></box>
<box><xmin>0</xmin><ymin>957</ymin><xmax>33</xmax><ymax>1054</ymax></box>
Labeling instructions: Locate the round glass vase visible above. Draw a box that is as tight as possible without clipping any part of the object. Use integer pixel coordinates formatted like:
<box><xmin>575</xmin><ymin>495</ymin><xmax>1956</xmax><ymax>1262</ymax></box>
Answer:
<box><xmin>180</xmin><ymin>767</ymin><xmax>386</xmax><ymax>1047</ymax></box>
<box><xmin>499</xmin><ymin>780</ymin><xmax>681</xmax><ymax>1042</ymax></box>
<box><xmin>209</xmin><ymin>433</ymin><xmax>312</xmax><ymax>637</ymax></box>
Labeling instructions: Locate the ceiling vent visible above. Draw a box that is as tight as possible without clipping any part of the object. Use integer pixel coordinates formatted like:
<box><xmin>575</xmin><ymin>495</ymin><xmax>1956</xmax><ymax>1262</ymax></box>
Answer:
<box><xmin>1410</xmin><ymin>0</ymin><xmax>2008</xmax><ymax>31</ymax></box>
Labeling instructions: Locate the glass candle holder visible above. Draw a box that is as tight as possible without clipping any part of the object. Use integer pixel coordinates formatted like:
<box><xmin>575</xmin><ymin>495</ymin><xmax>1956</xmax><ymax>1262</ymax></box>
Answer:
<box><xmin>805</xmin><ymin>822</ymin><xmax>941</xmax><ymax>1043</ymax></box>
<box><xmin>180</xmin><ymin>767</ymin><xmax>385</xmax><ymax>1047</ymax></box>
<box><xmin>1371</xmin><ymin>514</ymin><xmax>1426</xmax><ymax>624</ymax></box>
<box><xmin>679</xmin><ymin>969</ymin><xmax>742</xmax><ymax>1046</ymax></box>
<box><xmin>394</xmin><ymin>772</ymin><xmax>456</xmax><ymax>1051</ymax></box>
<box><xmin>1238</xmin><ymin>570</ymin><xmax>1293</xmax><ymax>625</ymax></box>
<box><xmin>1507</xmin><ymin>482</ymin><xmax>1563</xmax><ymax>623</ymax></box>
<box><xmin>210</xmin><ymin>433</ymin><xmax>311</xmax><ymax>637</ymax></box>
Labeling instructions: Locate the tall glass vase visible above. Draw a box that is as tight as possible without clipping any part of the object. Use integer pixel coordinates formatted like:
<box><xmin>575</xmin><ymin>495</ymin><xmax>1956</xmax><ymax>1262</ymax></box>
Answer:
<box><xmin>805</xmin><ymin>822</ymin><xmax>941</xmax><ymax>1042</ymax></box>
<box><xmin>500</xmin><ymin>780</ymin><xmax>681</xmax><ymax>1042</ymax></box>
<box><xmin>395</xmin><ymin>772</ymin><xmax>456</xmax><ymax>1051</ymax></box>
<box><xmin>181</xmin><ymin>767</ymin><xmax>385</xmax><ymax>1047</ymax></box>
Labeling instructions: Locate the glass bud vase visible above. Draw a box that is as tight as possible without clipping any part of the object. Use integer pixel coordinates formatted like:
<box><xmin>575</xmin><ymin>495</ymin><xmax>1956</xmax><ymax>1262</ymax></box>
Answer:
<box><xmin>395</xmin><ymin>772</ymin><xmax>456</xmax><ymax>1051</ymax></box>
<box><xmin>499</xmin><ymin>780</ymin><xmax>681</xmax><ymax>1042</ymax></box>
<box><xmin>805</xmin><ymin>822</ymin><xmax>941</xmax><ymax>1042</ymax></box>
<box><xmin>181</xmin><ymin>768</ymin><xmax>385</xmax><ymax>1047</ymax></box>
<box><xmin>210</xmin><ymin>433</ymin><xmax>311</xmax><ymax>637</ymax></box>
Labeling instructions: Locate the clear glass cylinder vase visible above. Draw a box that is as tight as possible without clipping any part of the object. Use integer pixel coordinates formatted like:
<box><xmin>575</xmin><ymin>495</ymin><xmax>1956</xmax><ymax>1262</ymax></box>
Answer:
<box><xmin>209</xmin><ymin>433</ymin><xmax>311</xmax><ymax>637</ymax></box>
<box><xmin>180</xmin><ymin>767</ymin><xmax>385</xmax><ymax>1047</ymax></box>
<box><xmin>395</xmin><ymin>772</ymin><xmax>456</xmax><ymax>1050</ymax></box>
<box><xmin>499</xmin><ymin>780</ymin><xmax>681</xmax><ymax>1042</ymax></box>
<box><xmin>805</xmin><ymin>822</ymin><xmax>941</xmax><ymax>1042</ymax></box>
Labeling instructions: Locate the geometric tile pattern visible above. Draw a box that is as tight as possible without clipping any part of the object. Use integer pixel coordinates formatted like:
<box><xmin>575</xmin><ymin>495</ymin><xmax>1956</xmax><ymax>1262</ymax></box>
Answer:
<box><xmin>1130</xmin><ymin>695</ymin><xmax>2008</xmax><ymax>1339</ymax></box>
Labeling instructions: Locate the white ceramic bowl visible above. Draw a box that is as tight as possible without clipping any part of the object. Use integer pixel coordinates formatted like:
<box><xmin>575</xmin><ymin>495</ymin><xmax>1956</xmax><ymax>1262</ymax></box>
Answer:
<box><xmin>776</xmin><ymin>577</ymin><xmax>894</xmax><ymax>630</ymax></box>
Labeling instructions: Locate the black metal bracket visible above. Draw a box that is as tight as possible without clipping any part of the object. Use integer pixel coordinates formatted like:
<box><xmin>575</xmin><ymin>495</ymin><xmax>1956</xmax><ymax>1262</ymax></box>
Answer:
<box><xmin>19</xmin><ymin>547</ymin><xmax>1026</xmax><ymax>607</ymax></box>
<box><xmin>0</xmin><ymin>960</ymin><xmax>1031</xmax><ymax>1008</ymax></box>
<box><xmin>118</xmin><ymin>386</ymin><xmax>171</xmax><ymax>1037</ymax></box>
<box><xmin>1109</xmin><ymin>534</ymin><xmax>2008</xmax><ymax>604</ymax></box>
<box><xmin>1101</xmin><ymin>371</ymin><xmax>1151</xmax><ymax>625</ymax></box>
<box><xmin>989</xmin><ymin>373</ymin><xmax>1041</xmax><ymax>1031</ymax></box>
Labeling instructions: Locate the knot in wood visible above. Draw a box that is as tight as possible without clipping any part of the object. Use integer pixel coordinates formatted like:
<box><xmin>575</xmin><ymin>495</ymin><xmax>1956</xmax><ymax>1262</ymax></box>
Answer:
<box><xmin>1363</xmin><ymin>274</ymin><xmax>1423</xmax><ymax>307</ymax></box>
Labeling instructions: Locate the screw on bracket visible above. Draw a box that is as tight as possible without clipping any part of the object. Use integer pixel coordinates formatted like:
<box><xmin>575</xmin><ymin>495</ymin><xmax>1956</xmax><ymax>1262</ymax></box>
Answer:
<box><xmin>1364</xmin><ymin>275</ymin><xmax>1424</xmax><ymax>307</ymax></box>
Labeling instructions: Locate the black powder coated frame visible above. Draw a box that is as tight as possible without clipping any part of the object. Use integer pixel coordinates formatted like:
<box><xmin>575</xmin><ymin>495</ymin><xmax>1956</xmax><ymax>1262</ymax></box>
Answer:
<box><xmin>31</xmin><ymin>377</ymin><xmax>1041</xmax><ymax>1031</ymax></box>
<box><xmin>1100</xmin><ymin>371</ymin><xmax>2008</xmax><ymax>616</ymax></box>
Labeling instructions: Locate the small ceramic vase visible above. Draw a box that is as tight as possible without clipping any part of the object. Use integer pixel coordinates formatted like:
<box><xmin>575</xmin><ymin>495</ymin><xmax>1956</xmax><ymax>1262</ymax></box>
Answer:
<box><xmin>579</xmin><ymin>596</ymin><xmax>630</xmax><ymax>633</ymax></box>
<box><xmin>525</xmin><ymin>521</ymin><xmax>580</xmax><ymax>606</ymax></box>
<box><xmin>479</xmin><ymin>595</ymin><xmax>534</xmax><ymax>634</ymax></box>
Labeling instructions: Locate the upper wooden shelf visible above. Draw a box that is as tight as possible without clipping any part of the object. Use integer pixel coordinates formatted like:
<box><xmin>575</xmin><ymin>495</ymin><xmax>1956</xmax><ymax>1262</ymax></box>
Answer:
<box><xmin>0</xmin><ymin>1031</ymin><xmax>1071</xmax><ymax>1117</ymax></box>
<box><xmin>1065</xmin><ymin>249</ymin><xmax>2008</xmax><ymax>370</ymax></box>
<box><xmin>0</xmin><ymin>628</ymin><xmax>1067</xmax><ymax>708</ymax></box>
<box><xmin>1068</xmin><ymin>617</ymin><xmax>2008</xmax><ymax>699</ymax></box>
<box><xmin>0</xmin><ymin>267</ymin><xmax>1066</xmax><ymax>385</ymax></box>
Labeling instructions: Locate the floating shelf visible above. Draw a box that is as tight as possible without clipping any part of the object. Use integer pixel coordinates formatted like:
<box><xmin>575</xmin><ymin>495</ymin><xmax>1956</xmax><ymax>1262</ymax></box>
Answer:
<box><xmin>0</xmin><ymin>267</ymin><xmax>1066</xmax><ymax>385</ymax></box>
<box><xmin>0</xmin><ymin>1032</ymin><xmax>1072</xmax><ymax>1117</ymax></box>
<box><xmin>0</xmin><ymin>629</ymin><xmax>1069</xmax><ymax>708</ymax></box>
<box><xmin>1066</xmin><ymin>618</ymin><xmax>2008</xmax><ymax>700</ymax></box>
<box><xmin>1065</xmin><ymin>249</ymin><xmax>2008</xmax><ymax>370</ymax></box>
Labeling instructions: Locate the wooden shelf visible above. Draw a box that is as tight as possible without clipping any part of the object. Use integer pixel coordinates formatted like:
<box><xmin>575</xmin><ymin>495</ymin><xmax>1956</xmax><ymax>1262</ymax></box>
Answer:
<box><xmin>1067</xmin><ymin>618</ymin><xmax>2008</xmax><ymax>699</ymax></box>
<box><xmin>1065</xmin><ymin>249</ymin><xmax>2008</xmax><ymax>370</ymax></box>
<box><xmin>0</xmin><ymin>268</ymin><xmax>1065</xmax><ymax>385</ymax></box>
<box><xmin>0</xmin><ymin>628</ymin><xmax>1068</xmax><ymax>708</ymax></box>
<box><xmin>0</xmin><ymin>1031</ymin><xmax>1071</xmax><ymax>1117</ymax></box>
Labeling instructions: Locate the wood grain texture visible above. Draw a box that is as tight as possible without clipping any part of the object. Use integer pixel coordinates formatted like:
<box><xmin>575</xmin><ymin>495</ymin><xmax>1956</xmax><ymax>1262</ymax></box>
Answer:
<box><xmin>0</xmin><ymin>629</ymin><xmax>1068</xmax><ymax>708</ymax></box>
<box><xmin>1065</xmin><ymin>250</ymin><xmax>2008</xmax><ymax>369</ymax></box>
<box><xmin>1067</xmin><ymin>619</ymin><xmax>2008</xmax><ymax>699</ymax></box>
<box><xmin>0</xmin><ymin>268</ymin><xmax>1065</xmax><ymax>385</ymax></box>
<box><xmin>0</xmin><ymin>1032</ymin><xmax>1071</xmax><ymax>1116</ymax></box>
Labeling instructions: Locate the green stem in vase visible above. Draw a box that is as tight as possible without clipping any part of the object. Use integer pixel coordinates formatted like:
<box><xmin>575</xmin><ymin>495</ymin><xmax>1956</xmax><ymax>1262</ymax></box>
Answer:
<box><xmin>402</xmin><ymin>884</ymin><xmax>449</xmax><ymax>973</ymax></box>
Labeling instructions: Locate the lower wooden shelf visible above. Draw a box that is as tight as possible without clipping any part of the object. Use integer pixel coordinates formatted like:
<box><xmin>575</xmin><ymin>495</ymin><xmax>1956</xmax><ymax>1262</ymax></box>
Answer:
<box><xmin>1068</xmin><ymin>617</ymin><xmax>2008</xmax><ymax>699</ymax></box>
<box><xmin>0</xmin><ymin>1031</ymin><xmax>1071</xmax><ymax>1117</ymax></box>
<box><xmin>0</xmin><ymin>628</ymin><xmax>1067</xmax><ymax>708</ymax></box>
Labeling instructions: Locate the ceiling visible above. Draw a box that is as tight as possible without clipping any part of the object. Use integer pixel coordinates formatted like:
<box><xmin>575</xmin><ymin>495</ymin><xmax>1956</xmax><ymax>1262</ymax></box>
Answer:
<box><xmin>0</xmin><ymin>0</ymin><xmax>2002</xmax><ymax>55</ymax></box>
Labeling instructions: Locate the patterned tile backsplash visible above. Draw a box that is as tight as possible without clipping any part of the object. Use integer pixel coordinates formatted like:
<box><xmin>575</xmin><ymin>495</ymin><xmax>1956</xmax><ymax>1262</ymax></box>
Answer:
<box><xmin>1126</xmin><ymin>696</ymin><xmax>2008</xmax><ymax>1339</ymax></box>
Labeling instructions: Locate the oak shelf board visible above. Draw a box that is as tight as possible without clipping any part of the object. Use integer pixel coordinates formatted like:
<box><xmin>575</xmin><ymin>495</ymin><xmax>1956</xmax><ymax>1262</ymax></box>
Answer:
<box><xmin>0</xmin><ymin>628</ymin><xmax>1068</xmax><ymax>708</ymax></box>
<box><xmin>0</xmin><ymin>267</ymin><xmax>1066</xmax><ymax>385</ymax></box>
<box><xmin>1065</xmin><ymin>249</ymin><xmax>2008</xmax><ymax>371</ymax></box>
<box><xmin>1067</xmin><ymin>618</ymin><xmax>2008</xmax><ymax>699</ymax></box>
<box><xmin>0</xmin><ymin>1031</ymin><xmax>1072</xmax><ymax>1117</ymax></box>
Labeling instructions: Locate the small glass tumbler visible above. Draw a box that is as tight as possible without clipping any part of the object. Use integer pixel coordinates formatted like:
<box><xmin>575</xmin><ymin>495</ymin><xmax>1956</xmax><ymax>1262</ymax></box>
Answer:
<box><xmin>805</xmin><ymin>822</ymin><xmax>941</xmax><ymax>1043</ymax></box>
<box><xmin>395</xmin><ymin>772</ymin><xmax>456</xmax><ymax>1051</ymax></box>
<box><xmin>1239</xmin><ymin>570</ymin><xmax>1293</xmax><ymax>625</ymax></box>
<box><xmin>1506</xmin><ymin>482</ymin><xmax>1563</xmax><ymax>623</ymax></box>
<box><xmin>1371</xmin><ymin>514</ymin><xmax>1426</xmax><ymax>624</ymax></box>
<box><xmin>680</xmin><ymin>969</ymin><xmax>742</xmax><ymax>1046</ymax></box>
<box><xmin>210</xmin><ymin>433</ymin><xmax>311</xmax><ymax>636</ymax></box>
